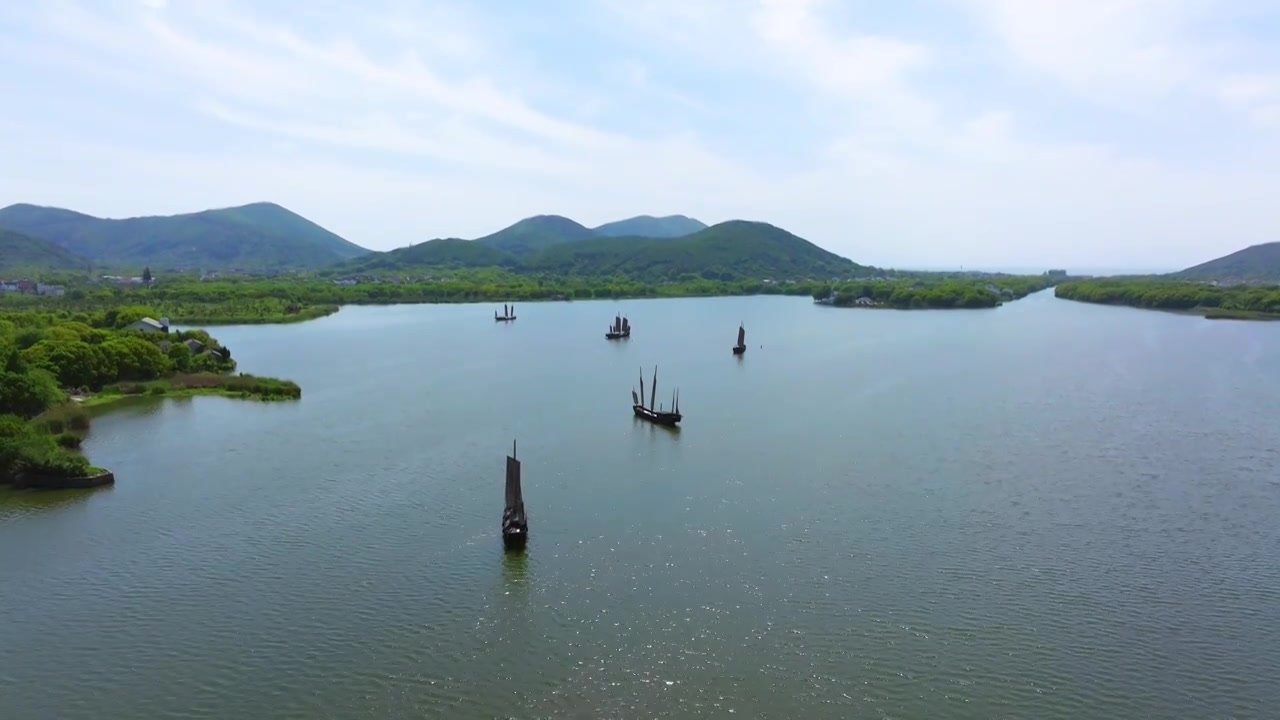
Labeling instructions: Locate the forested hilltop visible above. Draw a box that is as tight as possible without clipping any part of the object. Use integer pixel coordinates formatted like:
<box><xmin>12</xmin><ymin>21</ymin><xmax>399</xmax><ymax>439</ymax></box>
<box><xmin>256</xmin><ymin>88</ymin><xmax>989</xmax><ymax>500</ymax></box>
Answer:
<box><xmin>1170</xmin><ymin>241</ymin><xmax>1280</xmax><ymax>284</ymax></box>
<box><xmin>0</xmin><ymin>202</ymin><xmax>369</xmax><ymax>271</ymax></box>
<box><xmin>332</xmin><ymin>218</ymin><xmax>863</xmax><ymax>282</ymax></box>
<box><xmin>0</xmin><ymin>201</ymin><xmax>859</xmax><ymax>281</ymax></box>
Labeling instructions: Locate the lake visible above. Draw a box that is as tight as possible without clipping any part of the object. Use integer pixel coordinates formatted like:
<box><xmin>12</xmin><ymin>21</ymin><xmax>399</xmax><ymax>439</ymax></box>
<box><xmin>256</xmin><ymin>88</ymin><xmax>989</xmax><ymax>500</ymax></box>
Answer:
<box><xmin>2</xmin><ymin>291</ymin><xmax>1278</xmax><ymax>719</ymax></box>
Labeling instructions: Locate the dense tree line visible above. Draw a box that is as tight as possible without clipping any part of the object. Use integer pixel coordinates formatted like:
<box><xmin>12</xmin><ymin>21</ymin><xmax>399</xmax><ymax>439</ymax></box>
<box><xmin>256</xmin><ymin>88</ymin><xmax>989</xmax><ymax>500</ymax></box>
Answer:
<box><xmin>813</xmin><ymin>274</ymin><xmax>1062</xmax><ymax>309</ymax></box>
<box><xmin>4</xmin><ymin>268</ymin><xmax>1072</xmax><ymax>324</ymax></box>
<box><xmin>1055</xmin><ymin>278</ymin><xmax>1280</xmax><ymax>315</ymax></box>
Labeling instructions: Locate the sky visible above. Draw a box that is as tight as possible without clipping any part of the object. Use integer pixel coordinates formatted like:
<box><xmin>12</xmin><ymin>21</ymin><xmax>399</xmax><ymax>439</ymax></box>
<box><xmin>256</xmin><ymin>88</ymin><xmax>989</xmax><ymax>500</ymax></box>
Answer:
<box><xmin>1</xmin><ymin>0</ymin><xmax>1279</xmax><ymax>270</ymax></box>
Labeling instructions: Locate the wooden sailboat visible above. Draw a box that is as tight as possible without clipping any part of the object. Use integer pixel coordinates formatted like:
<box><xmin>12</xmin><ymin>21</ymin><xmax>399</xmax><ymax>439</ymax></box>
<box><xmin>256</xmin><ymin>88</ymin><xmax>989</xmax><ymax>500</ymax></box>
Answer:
<box><xmin>632</xmin><ymin>366</ymin><xmax>682</xmax><ymax>426</ymax></box>
<box><xmin>605</xmin><ymin>313</ymin><xmax>631</xmax><ymax>339</ymax></box>
<box><xmin>494</xmin><ymin>303</ymin><xmax>516</xmax><ymax>322</ymax></box>
<box><xmin>501</xmin><ymin>439</ymin><xmax>528</xmax><ymax>550</ymax></box>
<box><xmin>732</xmin><ymin>323</ymin><xmax>747</xmax><ymax>355</ymax></box>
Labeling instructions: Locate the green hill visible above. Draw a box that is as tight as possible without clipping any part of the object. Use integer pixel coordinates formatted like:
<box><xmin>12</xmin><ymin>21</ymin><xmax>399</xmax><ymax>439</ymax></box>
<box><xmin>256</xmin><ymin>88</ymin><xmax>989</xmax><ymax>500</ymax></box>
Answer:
<box><xmin>340</xmin><ymin>238</ymin><xmax>516</xmax><ymax>272</ymax></box>
<box><xmin>525</xmin><ymin>221</ymin><xmax>860</xmax><ymax>280</ymax></box>
<box><xmin>0</xmin><ymin>227</ymin><xmax>90</xmax><ymax>272</ymax></box>
<box><xmin>592</xmin><ymin>215</ymin><xmax>706</xmax><ymax>238</ymax></box>
<box><xmin>337</xmin><ymin>218</ymin><xmax>863</xmax><ymax>281</ymax></box>
<box><xmin>473</xmin><ymin>215</ymin><xmax>596</xmax><ymax>255</ymax></box>
<box><xmin>1170</xmin><ymin>242</ymin><xmax>1280</xmax><ymax>283</ymax></box>
<box><xmin>0</xmin><ymin>202</ymin><xmax>370</xmax><ymax>271</ymax></box>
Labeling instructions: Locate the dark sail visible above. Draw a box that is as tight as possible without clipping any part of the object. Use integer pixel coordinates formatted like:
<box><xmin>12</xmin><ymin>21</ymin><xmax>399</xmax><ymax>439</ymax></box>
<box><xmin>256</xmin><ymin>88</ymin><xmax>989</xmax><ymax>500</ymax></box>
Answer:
<box><xmin>501</xmin><ymin>439</ymin><xmax>527</xmax><ymax>549</ymax></box>
<box><xmin>737</xmin><ymin>324</ymin><xmax>745</xmax><ymax>346</ymax></box>
<box><xmin>631</xmin><ymin>389</ymin><xmax>639</xmax><ymax>405</ymax></box>
<box><xmin>505</xmin><ymin>442</ymin><xmax>522</xmax><ymax>510</ymax></box>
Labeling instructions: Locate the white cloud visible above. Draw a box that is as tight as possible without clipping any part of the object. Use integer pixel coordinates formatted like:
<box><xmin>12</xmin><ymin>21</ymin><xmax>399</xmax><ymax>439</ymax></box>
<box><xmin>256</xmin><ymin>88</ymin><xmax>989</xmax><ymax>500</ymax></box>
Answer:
<box><xmin>958</xmin><ymin>0</ymin><xmax>1205</xmax><ymax>102</ymax></box>
<box><xmin>1</xmin><ymin>0</ymin><xmax>1279</xmax><ymax>269</ymax></box>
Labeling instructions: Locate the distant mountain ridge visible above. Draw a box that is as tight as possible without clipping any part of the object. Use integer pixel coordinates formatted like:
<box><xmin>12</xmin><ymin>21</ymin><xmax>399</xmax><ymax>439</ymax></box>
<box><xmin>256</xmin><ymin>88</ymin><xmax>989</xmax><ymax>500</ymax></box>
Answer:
<box><xmin>0</xmin><ymin>202</ymin><xmax>370</xmax><ymax>271</ymax></box>
<box><xmin>473</xmin><ymin>215</ymin><xmax>597</xmax><ymax>255</ymax></box>
<box><xmin>0</xmin><ymin>202</ymin><xmax>861</xmax><ymax>281</ymax></box>
<box><xmin>592</xmin><ymin>215</ymin><xmax>706</xmax><ymax>238</ymax></box>
<box><xmin>338</xmin><ymin>214</ymin><xmax>863</xmax><ymax>281</ymax></box>
<box><xmin>471</xmin><ymin>213</ymin><xmax>708</xmax><ymax>256</ymax></box>
<box><xmin>1170</xmin><ymin>242</ymin><xmax>1280</xmax><ymax>283</ymax></box>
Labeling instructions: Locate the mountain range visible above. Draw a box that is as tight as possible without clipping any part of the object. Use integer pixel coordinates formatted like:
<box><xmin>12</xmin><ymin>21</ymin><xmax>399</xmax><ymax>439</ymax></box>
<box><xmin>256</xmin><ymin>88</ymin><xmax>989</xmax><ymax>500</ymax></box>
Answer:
<box><xmin>0</xmin><ymin>203</ymin><xmax>859</xmax><ymax>281</ymax></box>
<box><xmin>342</xmin><ymin>214</ymin><xmax>859</xmax><ymax>280</ymax></box>
<box><xmin>9</xmin><ymin>200</ymin><xmax>1268</xmax><ymax>283</ymax></box>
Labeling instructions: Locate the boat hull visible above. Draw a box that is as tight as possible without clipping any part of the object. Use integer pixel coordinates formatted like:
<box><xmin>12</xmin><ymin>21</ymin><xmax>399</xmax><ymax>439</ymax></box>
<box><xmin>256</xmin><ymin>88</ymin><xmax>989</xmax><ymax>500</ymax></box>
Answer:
<box><xmin>502</xmin><ymin>510</ymin><xmax>528</xmax><ymax>550</ymax></box>
<box><xmin>731</xmin><ymin>345</ymin><xmax>746</xmax><ymax>355</ymax></box>
<box><xmin>502</xmin><ymin>527</ymin><xmax>527</xmax><ymax>550</ymax></box>
<box><xmin>633</xmin><ymin>404</ymin><xmax>681</xmax><ymax>426</ymax></box>
<box><xmin>605</xmin><ymin>332</ymin><xmax>630</xmax><ymax>339</ymax></box>
<box><xmin>495</xmin><ymin>316</ymin><xmax>516</xmax><ymax>322</ymax></box>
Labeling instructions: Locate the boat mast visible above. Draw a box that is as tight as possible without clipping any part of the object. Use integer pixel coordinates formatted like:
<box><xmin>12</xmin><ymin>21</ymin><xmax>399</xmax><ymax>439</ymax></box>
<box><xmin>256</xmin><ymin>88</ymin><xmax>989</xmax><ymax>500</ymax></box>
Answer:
<box><xmin>650</xmin><ymin>366</ymin><xmax>658</xmax><ymax>411</ymax></box>
<box><xmin>639</xmin><ymin>367</ymin><xmax>644</xmax><ymax>406</ymax></box>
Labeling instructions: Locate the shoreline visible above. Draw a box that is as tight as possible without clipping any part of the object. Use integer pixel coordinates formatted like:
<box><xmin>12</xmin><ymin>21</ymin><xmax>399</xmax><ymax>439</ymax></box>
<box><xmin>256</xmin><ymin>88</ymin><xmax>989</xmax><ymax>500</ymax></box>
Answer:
<box><xmin>168</xmin><ymin>286</ymin><xmax>1062</xmax><ymax>326</ymax></box>
<box><xmin>1055</xmin><ymin>296</ymin><xmax>1280</xmax><ymax>322</ymax></box>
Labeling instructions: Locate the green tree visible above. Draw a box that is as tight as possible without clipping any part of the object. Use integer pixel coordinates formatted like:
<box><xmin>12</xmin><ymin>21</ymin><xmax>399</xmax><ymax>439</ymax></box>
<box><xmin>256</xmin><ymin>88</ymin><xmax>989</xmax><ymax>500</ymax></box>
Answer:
<box><xmin>20</xmin><ymin>339</ymin><xmax>111</xmax><ymax>389</ymax></box>
<box><xmin>100</xmin><ymin>336</ymin><xmax>170</xmax><ymax>381</ymax></box>
<box><xmin>166</xmin><ymin>342</ymin><xmax>192</xmax><ymax>371</ymax></box>
<box><xmin>0</xmin><ymin>369</ymin><xmax>64</xmax><ymax>418</ymax></box>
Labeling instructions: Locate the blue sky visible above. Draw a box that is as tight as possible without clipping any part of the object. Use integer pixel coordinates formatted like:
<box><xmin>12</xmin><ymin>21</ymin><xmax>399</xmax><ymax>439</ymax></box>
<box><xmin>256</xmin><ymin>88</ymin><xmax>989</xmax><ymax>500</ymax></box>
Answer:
<box><xmin>1</xmin><ymin>0</ymin><xmax>1278</xmax><ymax>269</ymax></box>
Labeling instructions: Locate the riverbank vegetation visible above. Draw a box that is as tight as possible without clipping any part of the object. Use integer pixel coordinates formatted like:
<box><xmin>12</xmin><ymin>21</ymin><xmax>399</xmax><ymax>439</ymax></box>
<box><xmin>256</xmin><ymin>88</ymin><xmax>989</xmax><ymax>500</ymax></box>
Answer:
<box><xmin>3</xmin><ymin>268</ymin><xmax>1072</xmax><ymax>324</ymax></box>
<box><xmin>1054</xmin><ymin>277</ymin><xmax>1280</xmax><ymax>318</ymax></box>
<box><xmin>813</xmin><ymin>272</ymin><xmax>1066</xmax><ymax>309</ymax></box>
<box><xmin>0</xmin><ymin>307</ymin><xmax>300</xmax><ymax>487</ymax></box>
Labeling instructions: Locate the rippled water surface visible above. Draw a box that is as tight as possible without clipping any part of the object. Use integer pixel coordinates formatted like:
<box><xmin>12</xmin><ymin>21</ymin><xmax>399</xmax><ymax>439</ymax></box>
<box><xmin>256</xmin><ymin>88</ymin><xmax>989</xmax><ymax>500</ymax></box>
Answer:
<box><xmin>3</xmin><ymin>292</ymin><xmax>1279</xmax><ymax>718</ymax></box>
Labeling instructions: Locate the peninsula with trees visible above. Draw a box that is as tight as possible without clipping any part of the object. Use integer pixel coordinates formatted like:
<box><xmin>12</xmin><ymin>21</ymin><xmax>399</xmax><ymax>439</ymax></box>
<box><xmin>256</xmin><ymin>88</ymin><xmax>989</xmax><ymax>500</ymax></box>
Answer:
<box><xmin>0</xmin><ymin>305</ymin><xmax>301</xmax><ymax>489</ymax></box>
<box><xmin>1055</xmin><ymin>242</ymin><xmax>1280</xmax><ymax>320</ymax></box>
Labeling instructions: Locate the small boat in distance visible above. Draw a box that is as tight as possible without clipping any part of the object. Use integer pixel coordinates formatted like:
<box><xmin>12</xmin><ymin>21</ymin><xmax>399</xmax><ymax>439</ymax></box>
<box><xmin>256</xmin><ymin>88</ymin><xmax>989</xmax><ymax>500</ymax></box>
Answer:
<box><xmin>501</xmin><ymin>439</ymin><xmax>528</xmax><ymax>550</ymax></box>
<box><xmin>732</xmin><ymin>323</ymin><xmax>747</xmax><ymax>355</ymax></box>
<box><xmin>494</xmin><ymin>303</ymin><xmax>516</xmax><ymax>322</ymax></box>
<box><xmin>632</xmin><ymin>366</ymin><xmax>682</xmax><ymax>426</ymax></box>
<box><xmin>605</xmin><ymin>314</ymin><xmax>631</xmax><ymax>340</ymax></box>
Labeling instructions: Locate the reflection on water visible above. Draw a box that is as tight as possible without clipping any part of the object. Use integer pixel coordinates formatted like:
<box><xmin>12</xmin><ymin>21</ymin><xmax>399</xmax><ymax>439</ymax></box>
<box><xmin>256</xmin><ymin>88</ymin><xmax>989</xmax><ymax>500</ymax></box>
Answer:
<box><xmin>501</xmin><ymin>547</ymin><xmax>530</xmax><ymax>592</ymax></box>
<box><xmin>86</xmin><ymin>394</ymin><xmax>195</xmax><ymax>421</ymax></box>
<box><xmin>0</xmin><ymin>485</ymin><xmax>111</xmax><ymax>521</ymax></box>
<box><xmin>633</xmin><ymin>415</ymin><xmax>682</xmax><ymax>439</ymax></box>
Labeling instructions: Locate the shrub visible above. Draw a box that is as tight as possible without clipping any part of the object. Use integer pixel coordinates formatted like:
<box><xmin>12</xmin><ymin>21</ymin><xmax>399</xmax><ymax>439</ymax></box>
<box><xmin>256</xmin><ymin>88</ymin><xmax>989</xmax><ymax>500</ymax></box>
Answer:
<box><xmin>56</xmin><ymin>432</ymin><xmax>82</xmax><ymax>449</ymax></box>
<box><xmin>31</xmin><ymin>403</ymin><xmax>91</xmax><ymax>436</ymax></box>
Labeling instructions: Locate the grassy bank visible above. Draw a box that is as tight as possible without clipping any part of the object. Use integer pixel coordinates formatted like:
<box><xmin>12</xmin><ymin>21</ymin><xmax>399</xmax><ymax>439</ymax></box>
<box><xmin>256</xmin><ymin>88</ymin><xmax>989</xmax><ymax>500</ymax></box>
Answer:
<box><xmin>81</xmin><ymin>372</ymin><xmax>303</xmax><ymax>408</ymax></box>
<box><xmin>1200</xmin><ymin>308</ymin><xmax>1280</xmax><ymax>321</ymax></box>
